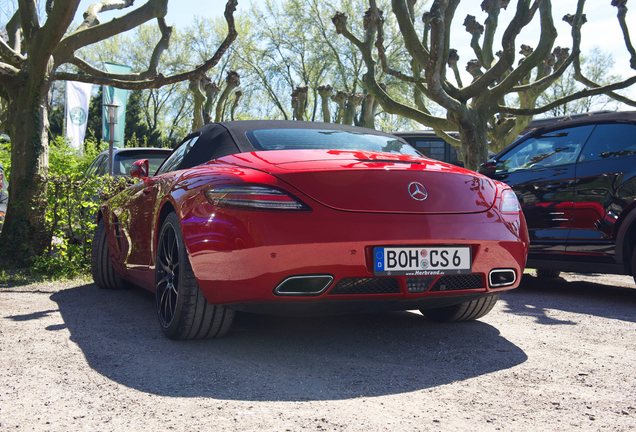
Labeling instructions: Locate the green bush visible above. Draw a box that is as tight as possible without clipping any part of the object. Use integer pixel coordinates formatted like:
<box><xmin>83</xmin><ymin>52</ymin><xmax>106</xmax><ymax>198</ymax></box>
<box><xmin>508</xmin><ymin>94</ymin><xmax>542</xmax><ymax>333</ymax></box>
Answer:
<box><xmin>32</xmin><ymin>173</ymin><xmax>134</xmax><ymax>278</ymax></box>
<box><xmin>29</xmin><ymin>138</ymin><xmax>135</xmax><ymax>278</ymax></box>
<box><xmin>0</xmin><ymin>137</ymin><xmax>141</xmax><ymax>279</ymax></box>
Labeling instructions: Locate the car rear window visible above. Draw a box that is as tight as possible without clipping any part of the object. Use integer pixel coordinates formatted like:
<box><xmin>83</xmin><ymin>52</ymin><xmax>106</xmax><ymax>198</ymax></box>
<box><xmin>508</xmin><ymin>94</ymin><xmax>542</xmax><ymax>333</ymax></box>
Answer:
<box><xmin>114</xmin><ymin>151</ymin><xmax>170</xmax><ymax>176</ymax></box>
<box><xmin>246</xmin><ymin>129</ymin><xmax>420</xmax><ymax>156</ymax></box>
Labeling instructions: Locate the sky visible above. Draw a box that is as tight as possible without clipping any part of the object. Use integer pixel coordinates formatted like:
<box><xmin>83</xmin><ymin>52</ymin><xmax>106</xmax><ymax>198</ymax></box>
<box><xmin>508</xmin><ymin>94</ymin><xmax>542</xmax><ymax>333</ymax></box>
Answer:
<box><xmin>72</xmin><ymin>0</ymin><xmax>636</xmax><ymax>101</ymax></box>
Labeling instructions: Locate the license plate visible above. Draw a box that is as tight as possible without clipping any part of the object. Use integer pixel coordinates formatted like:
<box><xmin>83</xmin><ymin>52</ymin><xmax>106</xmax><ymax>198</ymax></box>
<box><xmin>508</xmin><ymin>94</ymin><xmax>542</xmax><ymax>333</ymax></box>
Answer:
<box><xmin>373</xmin><ymin>246</ymin><xmax>472</xmax><ymax>276</ymax></box>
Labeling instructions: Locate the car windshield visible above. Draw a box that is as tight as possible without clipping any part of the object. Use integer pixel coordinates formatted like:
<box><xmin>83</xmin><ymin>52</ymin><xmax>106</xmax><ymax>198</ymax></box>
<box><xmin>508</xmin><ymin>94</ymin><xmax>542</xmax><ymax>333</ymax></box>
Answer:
<box><xmin>246</xmin><ymin>129</ymin><xmax>420</xmax><ymax>156</ymax></box>
<box><xmin>114</xmin><ymin>152</ymin><xmax>169</xmax><ymax>176</ymax></box>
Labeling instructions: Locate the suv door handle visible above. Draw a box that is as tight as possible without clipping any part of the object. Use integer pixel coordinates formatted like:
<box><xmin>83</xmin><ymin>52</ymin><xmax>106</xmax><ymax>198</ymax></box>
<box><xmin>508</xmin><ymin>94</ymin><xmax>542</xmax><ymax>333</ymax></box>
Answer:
<box><xmin>546</xmin><ymin>181</ymin><xmax>573</xmax><ymax>190</ymax></box>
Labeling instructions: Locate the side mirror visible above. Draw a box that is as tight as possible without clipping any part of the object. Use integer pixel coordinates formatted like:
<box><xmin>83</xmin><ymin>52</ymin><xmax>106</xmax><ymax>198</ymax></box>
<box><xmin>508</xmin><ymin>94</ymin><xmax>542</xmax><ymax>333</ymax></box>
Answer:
<box><xmin>479</xmin><ymin>160</ymin><xmax>496</xmax><ymax>176</ymax></box>
<box><xmin>130</xmin><ymin>159</ymin><xmax>149</xmax><ymax>179</ymax></box>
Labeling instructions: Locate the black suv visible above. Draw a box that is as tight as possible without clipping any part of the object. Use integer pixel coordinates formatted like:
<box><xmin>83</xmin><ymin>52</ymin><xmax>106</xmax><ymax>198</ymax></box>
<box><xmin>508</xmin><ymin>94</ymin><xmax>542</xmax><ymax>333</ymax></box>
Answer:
<box><xmin>479</xmin><ymin>111</ymin><xmax>636</xmax><ymax>282</ymax></box>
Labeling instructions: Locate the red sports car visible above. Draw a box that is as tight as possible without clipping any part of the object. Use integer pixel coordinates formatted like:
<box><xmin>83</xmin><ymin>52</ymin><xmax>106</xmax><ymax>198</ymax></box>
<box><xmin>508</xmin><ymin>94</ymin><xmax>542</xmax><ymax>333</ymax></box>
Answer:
<box><xmin>91</xmin><ymin>120</ymin><xmax>529</xmax><ymax>340</ymax></box>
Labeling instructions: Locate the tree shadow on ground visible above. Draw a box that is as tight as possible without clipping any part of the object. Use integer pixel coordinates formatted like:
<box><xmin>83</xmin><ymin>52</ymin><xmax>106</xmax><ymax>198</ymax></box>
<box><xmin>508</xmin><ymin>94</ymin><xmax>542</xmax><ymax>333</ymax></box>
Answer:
<box><xmin>499</xmin><ymin>273</ymin><xmax>636</xmax><ymax>325</ymax></box>
<box><xmin>29</xmin><ymin>284</ymin><xmax>528</xmax><ymax>401</ymax></box>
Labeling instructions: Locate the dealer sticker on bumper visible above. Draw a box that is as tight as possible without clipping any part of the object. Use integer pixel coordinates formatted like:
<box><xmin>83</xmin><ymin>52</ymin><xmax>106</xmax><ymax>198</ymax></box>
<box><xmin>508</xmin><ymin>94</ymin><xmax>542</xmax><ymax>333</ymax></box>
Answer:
<box><xmin>374</xmin><ymin>246</ymin><xmax>472</xmax><ymax>276</ymax></box>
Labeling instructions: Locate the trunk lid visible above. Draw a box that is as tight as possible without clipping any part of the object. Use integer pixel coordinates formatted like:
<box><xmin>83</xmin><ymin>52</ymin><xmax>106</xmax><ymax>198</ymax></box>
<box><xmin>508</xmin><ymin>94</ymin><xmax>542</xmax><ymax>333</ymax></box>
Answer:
<box><xmin>218</xmin><ymin>150</ymin><xmax>497</xmax><ymax>214</ymax></box>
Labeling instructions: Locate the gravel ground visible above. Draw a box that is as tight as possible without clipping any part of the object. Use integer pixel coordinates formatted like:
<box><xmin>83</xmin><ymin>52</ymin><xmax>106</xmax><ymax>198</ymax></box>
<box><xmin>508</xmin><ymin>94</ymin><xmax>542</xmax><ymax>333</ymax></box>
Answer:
<box><xmin>0</xmin><ymin>271</ymin><xmax>635</xmax><ymax>431</ymax></box>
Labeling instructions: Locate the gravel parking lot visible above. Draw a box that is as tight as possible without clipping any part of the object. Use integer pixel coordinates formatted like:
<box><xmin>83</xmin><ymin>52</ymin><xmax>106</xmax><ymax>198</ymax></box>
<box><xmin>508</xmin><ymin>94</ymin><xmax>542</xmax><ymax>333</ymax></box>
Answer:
<box><xmin>1</xmin><ymin>272</ymin><xmax>635</xmax><ymax>431</ymax></box>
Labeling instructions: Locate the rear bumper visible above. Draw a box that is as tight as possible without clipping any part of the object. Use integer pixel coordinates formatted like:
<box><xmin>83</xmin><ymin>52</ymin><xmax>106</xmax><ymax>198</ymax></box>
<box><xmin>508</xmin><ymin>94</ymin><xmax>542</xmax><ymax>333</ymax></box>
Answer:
<box><xmin>180</xmin><ymin>201</ymin><xmax>529</xmax><ymax>308</ymax></box>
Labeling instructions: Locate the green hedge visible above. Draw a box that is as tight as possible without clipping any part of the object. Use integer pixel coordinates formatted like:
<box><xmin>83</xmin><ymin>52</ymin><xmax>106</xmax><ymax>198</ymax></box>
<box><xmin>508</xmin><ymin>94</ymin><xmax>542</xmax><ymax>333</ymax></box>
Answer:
<box><xmin>1</xmin><ymin>138</ymin><xmax>136</xmax><ymax>278</ymax></box>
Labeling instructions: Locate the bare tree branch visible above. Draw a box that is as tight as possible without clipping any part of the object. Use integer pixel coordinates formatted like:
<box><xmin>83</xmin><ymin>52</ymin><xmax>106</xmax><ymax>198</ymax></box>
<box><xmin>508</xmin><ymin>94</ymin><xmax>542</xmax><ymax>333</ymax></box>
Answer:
<box><xmin>68</xmin><ymin>55</ymin><xmax>145</xmax><ymax>80</ymax></box>
<box><xmin>233</xmin><ymin>49</ymin><xmax>289</xmax><ymax>119</ymax></box>
<box><xmin>78</xmin><ymin>0</ymin><xmax>134</xmax><ymax>31</ymax></box>
<box><xmin>17</xmin><ymin>0</ymin><xmax>39</xmax><ymax>44</ymax></box>
<box><xmin>440</xmin><ymin>0</ymin><xmax>460</xmax><ymax>85</ymax></box>
<box><xmin>482</xmin><ymin>0</ymin><xmax>504</xmax><ymax>68</ymax></box>
<box><xmin>613</xmin><ymin>0</ymin><xmax>636</xmax><ymax>70</ymax></box>
<box><xmin>500</xmin><ymin>74</ymin><xmax>636</xmax><ymax>115</ymax></box>
<box><xmin>425</xmin><ymin>1</ymin><xmax>461</xmax><ymax>111</ymax></box>
<box><xmin>147</xmin><ymin>17</ymin><xmax>172</xmax><ymax>77</ymax></box>
<box><xmin>568</xmin><ymin>1</ymin><xmax>636</xmax><ymax>106</ymax></box>
<box><xmin>464</xmin><ymin>14</ymin><xmax>485</xmax><ymax>66</ymax></box>
<box><xmin>0</xmin><ymin>39</ymin><xmax>26</xmax><ymax>68</ymax></box>
<box><xmin>54</xmin><ymin>0</ymin><xmax>238</xmax><ymax>90</ymax></box>
<box><xmin>332</xmin><ymin>6</ymin><xmax>452</xmax><ymax>131</ymax></box>
<box><xmin>374</xmin><ymin>8</ymin><xmax>426</xmax><ymax>84</ymax></box>
<box><xmin>230</xmin><ymin>90</ymin><xmax>242</xmax><ymax>121</ymax></box>
<box><xmin>458</xmin><ymin>0</ymin><xmax>542</xmax><ymax>102</ymax></box>
<box><xmin>55</xmin><ymin>0</ymin><xmax>168</xmax><ymax>62</ymax></box>
<box><xmin>35</xmin><ymin>0</ymin><xmax>82</xmax><ymax>70</ymax></box>
<box><xmin>215</xmin><ymin>71</ymin><xmax>240</xmax><ymax>122</ymax></box>
<box><xmin>512</xmin><ymin>48</ymin><xmax>574</xmax><ymax>93</ymax></box>
<box><xmin>487</xmin><ymin>0</ymin><xmax>552</xmax><ymax>102</ymax></box>
<box><xmin>6</xmin><ymin>9</ymin><xmax>22</xmax><ymax>52</ymax></box>
<box><xmin>447</xmin><ymin>49</ymin><xmax>463</xmax><ymax>88</ymax></box>
<box><xmin>390</xmin><ymin>0</ymin><xmax>430</xmax><ymax>70</ymax></box>
<box><xmin>0</xmin><ymin>62</ymin><xmax>20</xmax><ymax>79</ymax></box>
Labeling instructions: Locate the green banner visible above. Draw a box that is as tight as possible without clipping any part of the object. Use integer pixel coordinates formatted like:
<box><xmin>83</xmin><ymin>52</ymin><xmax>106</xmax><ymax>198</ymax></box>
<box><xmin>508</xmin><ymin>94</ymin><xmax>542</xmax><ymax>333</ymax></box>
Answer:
<box><xmin>102</xmin><ymin>62</ymin><xmax>132</xmax><ymax>147</ymax></box>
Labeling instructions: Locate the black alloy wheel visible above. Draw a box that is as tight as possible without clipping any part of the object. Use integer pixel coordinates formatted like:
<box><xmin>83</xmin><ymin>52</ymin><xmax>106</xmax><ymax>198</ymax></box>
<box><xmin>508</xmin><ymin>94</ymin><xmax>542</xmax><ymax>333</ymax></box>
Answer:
<box><xmin>156</xmin><ymin>218</ymin><xmax>180</xmax><ymax>329</ymax></box>
<box><xmin>155</xmin><ymin>212</ymin><xmax>235</xmax><ymax>340</ymax></box>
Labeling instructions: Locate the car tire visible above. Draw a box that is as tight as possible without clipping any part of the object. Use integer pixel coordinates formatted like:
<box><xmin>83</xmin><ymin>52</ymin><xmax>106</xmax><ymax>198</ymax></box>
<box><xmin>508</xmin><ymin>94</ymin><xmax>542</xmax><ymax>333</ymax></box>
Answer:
<box><xmin>91</xmin><ymin>218</ymin><xmax>128</xmax><ymax>290</ymax></box>
<box><xmin>536</xmin><ymin>269</ymin><xmax>561</xmax><ymax>278</ymax></box>
<box><xmin>420</xmin><ymin>294</ymin><xmax>499</xmax><ymax>322</ymax></box>
<box><xmin>155</xmin><ymin>212</ymin><xmax>235</xmax><ymax>340</ymax></box>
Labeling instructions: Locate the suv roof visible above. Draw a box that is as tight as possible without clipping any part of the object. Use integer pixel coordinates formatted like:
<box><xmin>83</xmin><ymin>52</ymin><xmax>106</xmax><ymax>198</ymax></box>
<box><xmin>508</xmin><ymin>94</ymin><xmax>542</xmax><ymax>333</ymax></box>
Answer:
<box><xmin>520</xmin><ymin>111</ymin><xmax>636</xmax><ymax>139</ymax></box>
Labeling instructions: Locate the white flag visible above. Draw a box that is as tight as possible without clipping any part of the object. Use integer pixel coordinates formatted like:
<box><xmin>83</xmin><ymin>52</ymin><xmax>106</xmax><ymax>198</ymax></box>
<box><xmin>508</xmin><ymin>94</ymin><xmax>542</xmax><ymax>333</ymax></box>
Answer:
<box><xmin>65</xmin><ymin>81</ymin><xmax>93</xmax><ymax>150</ymax></box>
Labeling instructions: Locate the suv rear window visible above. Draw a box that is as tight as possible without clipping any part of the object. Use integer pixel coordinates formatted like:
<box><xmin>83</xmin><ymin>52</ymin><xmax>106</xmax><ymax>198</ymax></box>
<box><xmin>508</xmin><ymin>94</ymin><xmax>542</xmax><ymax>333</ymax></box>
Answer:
<box><xmin>578</xmin><ymin>123</ymin><xmax>636</xmax><ymax>162</ymax></box>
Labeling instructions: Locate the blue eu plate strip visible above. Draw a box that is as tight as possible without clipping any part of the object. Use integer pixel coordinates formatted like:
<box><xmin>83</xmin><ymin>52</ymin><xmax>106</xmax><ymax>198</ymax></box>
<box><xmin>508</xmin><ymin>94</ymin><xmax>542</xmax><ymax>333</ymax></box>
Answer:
<box><xmin>374</xmin><ymin>248</ymin><xmax>384</xmax><ymax>271</ymax></box>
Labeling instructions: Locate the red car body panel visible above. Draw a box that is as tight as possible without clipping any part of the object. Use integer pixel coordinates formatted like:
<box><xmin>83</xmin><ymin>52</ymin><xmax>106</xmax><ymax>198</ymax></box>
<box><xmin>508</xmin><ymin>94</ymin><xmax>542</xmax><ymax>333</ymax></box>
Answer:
<box><xmin>99</xmin><ymin>121</ymin><xmax>529</xmax><ymax>316</ymax></box>
<box><xmin>216</xmin><ymin>151</ymin><xmax>497</xmax><ymax>214</ymax></box>
<box><xmin>101</xmin><ymin>153</ymin><xmax>528</xmax><ymax>307</ymax></box>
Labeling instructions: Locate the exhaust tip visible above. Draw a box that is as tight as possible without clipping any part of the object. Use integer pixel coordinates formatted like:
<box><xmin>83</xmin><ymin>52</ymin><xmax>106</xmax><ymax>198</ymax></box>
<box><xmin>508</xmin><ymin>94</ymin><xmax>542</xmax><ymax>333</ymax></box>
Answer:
<box><xmin>489</xmin><ymin>269</ymin><xmax>517</xmax><ymax>288</ymax></box>
<box><xmin>274</xmin><ymin>275</ymin><xmax>334</xmax><ymax>296</ymax></box>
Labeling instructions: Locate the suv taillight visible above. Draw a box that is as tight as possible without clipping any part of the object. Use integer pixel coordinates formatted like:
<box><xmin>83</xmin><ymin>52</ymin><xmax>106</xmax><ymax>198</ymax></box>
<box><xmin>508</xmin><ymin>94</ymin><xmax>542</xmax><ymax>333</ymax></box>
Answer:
<box><xmin>500</xmin><ymin>189</ymin><xmax>521</xmax><ymax>214</ymax></box>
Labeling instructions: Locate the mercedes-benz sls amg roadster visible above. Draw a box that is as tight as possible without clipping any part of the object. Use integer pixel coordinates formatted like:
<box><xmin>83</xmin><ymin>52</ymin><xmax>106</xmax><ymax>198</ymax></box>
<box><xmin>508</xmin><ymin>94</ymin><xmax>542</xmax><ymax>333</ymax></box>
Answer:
<box><xmin>91</xmin><ymin>120</ymin><xmax>529</xmax><ymax>340</ymax></box>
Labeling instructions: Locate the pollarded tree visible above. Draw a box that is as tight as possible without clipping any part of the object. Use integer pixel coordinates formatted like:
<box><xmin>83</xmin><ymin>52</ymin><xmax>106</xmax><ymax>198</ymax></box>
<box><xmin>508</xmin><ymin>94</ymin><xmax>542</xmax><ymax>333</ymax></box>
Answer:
<box><xmin>0</xmin><ymin>0</ymin><xmax>237</xmax><ymax>260</ymax></box>
<box><xmin>538</xmin><ymin>47</ymin><xmax>623</xmax><ymax>117</ymax></box>
<box><xmin>333</xmin><ymin>0</ymin><xmax>636</xmax><ymax>169</ymax></box>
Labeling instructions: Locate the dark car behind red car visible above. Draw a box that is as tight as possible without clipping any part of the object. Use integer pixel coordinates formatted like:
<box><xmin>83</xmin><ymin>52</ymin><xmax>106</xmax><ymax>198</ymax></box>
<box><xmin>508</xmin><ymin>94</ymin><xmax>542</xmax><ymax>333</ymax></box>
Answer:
<box><xmin>480</xmin><ymin>111</ymin><xmax>636</xmax><ymax>283</ymax></box>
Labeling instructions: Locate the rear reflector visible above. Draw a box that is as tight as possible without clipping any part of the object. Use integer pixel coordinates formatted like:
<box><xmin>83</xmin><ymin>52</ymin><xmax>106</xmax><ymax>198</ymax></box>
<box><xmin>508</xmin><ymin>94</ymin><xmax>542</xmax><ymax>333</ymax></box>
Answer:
<box><xmin>274</xmin><ymin>275</ymin><xmax>334</xmax><ymax>296</ymax></box>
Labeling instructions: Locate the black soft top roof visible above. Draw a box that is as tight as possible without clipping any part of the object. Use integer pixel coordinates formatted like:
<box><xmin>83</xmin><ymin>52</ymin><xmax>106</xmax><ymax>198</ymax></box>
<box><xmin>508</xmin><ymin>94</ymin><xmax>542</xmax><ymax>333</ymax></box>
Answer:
<box><xmin>178</xmin><ymin>120</ymin><xmax>406</xmax><ymax>167</ymax></box>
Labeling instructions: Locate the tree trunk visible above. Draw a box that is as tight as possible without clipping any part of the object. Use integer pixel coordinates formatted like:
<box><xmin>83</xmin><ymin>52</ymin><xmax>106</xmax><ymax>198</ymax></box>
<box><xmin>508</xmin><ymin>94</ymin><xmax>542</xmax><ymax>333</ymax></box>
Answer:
<box><xmin>358</xmin><ymin>94</ymin><xmax>376</xmax><ymax>129</ymax></box>
<box><xmin>1</xmin><ymin>72</ymin><xmax>51</xmax><ymax>260</ymax></box>
<box><xmin>451</xmin><ymin>109</ymin><xmax>489</xmax><ymax>171</ymax></box>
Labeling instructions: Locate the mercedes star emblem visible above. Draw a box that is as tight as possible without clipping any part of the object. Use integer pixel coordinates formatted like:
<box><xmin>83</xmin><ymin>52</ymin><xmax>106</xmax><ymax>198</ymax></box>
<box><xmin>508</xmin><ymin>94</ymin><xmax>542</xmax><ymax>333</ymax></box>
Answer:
<box><xmin>408</xmin><ymin>182</ymin><xmax>428</xmax><ymax>201</ymax></box>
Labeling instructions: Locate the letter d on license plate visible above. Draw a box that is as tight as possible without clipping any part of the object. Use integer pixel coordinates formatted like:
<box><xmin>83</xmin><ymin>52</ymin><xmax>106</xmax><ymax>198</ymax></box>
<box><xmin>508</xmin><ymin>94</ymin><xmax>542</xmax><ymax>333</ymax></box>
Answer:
<box><xmin>374</xmin><ymin>246</ymin><xmax>471</xmax><ymax>276</ymax></box>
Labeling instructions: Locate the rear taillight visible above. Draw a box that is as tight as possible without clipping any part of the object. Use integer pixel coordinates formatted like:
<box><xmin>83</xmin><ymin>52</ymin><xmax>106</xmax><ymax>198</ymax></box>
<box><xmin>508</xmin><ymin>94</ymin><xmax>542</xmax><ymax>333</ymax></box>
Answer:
<box><xmin>204</xmin><ymin>185</ymin><xmax>311</xmax><ymax>211</ymax></box>
<box><xmin>500</xmin><ymin>189</ymin><xmax>521</xmax><ymax>213</ymax></box>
